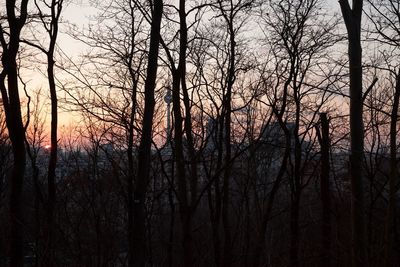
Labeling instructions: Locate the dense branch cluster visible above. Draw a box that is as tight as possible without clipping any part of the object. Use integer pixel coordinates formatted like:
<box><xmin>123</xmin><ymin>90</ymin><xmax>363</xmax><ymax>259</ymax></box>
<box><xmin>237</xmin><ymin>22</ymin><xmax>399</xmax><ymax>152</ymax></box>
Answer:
<box><xmin>0</xmin><ymin>0</ymin><xmax>399</xmax><ymax>266</ymax></box>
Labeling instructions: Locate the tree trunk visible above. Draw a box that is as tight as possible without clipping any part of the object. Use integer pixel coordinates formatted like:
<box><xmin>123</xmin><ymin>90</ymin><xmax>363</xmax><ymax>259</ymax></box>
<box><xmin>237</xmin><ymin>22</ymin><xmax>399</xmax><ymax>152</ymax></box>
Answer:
<box><xmin>178</xmin><ymin>0</ymin><xmax>197</xmax><ymax>264</ymax></box>
<box><xmin>338</xmin><ymin>1</ymin><xmax>368</xmax><ymax>266</ymax></box>
<box><xmin>221</xmin><ymin>15</ymin><xmax>236</xmax><ymax>267</ymax></box>
<box><xmin>44</xmin><ymin>1</ymin><xmax>63</xmax><ymax>262</ymax></box>
<box><xmin>45</xmin><ymin>55</ymin><xmax>57</xmax><ymax>267</ymax></box>
<box><xmin>170</xmin><ymin>63</ymin><xmax>193</xmax><ymax>265</ymax></box>
<box><xmin>0</xmin><ymin>1</ymin><xmax>30</xmax><ymax>266</ymax></box>
<box><xmin>127</xmin><ymin>68</ymin><xmax>138</xmax><ymax>267</ymax></box>
<box><xmin>208</xmin><ymin>176</ymin><xmax>221</xmax><ymax>267</ymax></box>
<box><xmin>385</xmin><ymin>70</ymin><xmax>400</xmax><ymax>266</ymax></box>
<box><xmin>290</xmin><ymin>191</ymin><xmax>300</xmax><ymax>267</ymax></box>
<box><xmin>167</xmin><ymin>161</ymin><xmax>175</xmax><ymax>267</ymax></box>
<box><xmin>319</xmin><ymin>113</ymin><xmax>331</xmax><ymax>267</ymax></box>
<box><xmin>131</xmin><ymin>0</ymin><xmax>163</xmax><ymax>265</ymax></box>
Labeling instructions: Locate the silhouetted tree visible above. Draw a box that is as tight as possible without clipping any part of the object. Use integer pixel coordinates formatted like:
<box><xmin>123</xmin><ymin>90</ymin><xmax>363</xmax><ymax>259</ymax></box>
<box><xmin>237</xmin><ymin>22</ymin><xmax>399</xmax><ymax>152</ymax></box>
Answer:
<box><xmin>339</xmin><ymin>0</ymin><xmax>368</xmax><ymax>265</ymax></box>
<box><xmin>132</xmin><ymin>0</ymin><xmax>163</xmax><ymax>266</ymax></box>
<box><xmin>23</xmin><ymin>1</ymin><xmax>65</xmax><ymax>264</ymax></box>
<box><xmin>317</xmin><ymin>113</ymin><xmax>332</xmax><ymax>267</ymax></box>
<box><xmin>260</xmin><ymin>1</ymin><xmax>339</xmax><ymax>265</ymax></box>
<box><xmin>365</xmin><ymin>1</ymin><xmax>400</xmax><ymax>263</ymax></box>
<box><xmin>0</xmin><ymin>1</ymin><xmax>30</xmax><ymax>266</ymax></box>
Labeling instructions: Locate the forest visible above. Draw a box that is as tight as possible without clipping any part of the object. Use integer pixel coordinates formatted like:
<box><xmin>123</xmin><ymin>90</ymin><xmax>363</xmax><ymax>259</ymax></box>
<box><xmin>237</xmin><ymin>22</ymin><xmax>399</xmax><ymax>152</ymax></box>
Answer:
<box><xmin>0</xmin><ymin>0</ymin><xmax>399</xmax><ymax>266</ymax></box>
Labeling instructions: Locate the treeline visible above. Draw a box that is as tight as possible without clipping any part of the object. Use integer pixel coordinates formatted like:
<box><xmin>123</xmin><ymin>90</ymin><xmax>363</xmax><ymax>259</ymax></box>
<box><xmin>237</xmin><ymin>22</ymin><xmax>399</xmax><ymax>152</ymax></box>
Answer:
<box><xmin>0</xmin><ymin>0</ymin><xmax>399</xmax><ymax>266</ymax></box>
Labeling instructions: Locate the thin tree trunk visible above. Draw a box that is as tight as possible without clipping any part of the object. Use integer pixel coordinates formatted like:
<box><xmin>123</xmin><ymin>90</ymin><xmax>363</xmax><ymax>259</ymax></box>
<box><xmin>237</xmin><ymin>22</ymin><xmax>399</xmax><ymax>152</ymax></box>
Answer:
<box><xmin>127</xmin><ymin>135</ymin><xmax>134</xmax><ymax>267</ymax></box>
<box><xmin>126</xmin><ymin>25</ymin><xmax>139</xmax><ymax>267</ymax></box>
<box><xmin>45</xmin><ymin>1</ymin><xmax>63</xmax><ymax>261</ymax></box>
<box><xmin>127</xmin><ymin>70</ymin><xmax>137</xmax><ymax>267</ymax></box>
<box><xmin>208</xmin><ymin>176</ymin><xmax>221</xmax><ymax>267</ymax></box>
<box><xmin>319</xmin><ymin>113</ymin><xmax>331</xmax><ymax>267</ymax></box>
<box><xmin>167</xmin><ymin>160</ymin><xmax>175</xmax><ymax>267</ymax></box>
<box><xmin>221</xmin><ymin>15</ymin><xmax>236</xmax><ymax>267</ymax></box>
<box><xmin>45</xmin><ymin>55</ymin><xmax>57</xmax><ymax>267</ymax></box>
<box><xmin>178</xmin><ymin>1</ymin><xmax>197</xmax><ymax>264</ymax></box>
<box><xmin>290</xmin><ymin>191</ymin><xmax>300</xmax><ymax>267</ymax></box>
<box><xmin>385</xmin><ymin>70</ymin><xmax>400</xmax><ymax>266</ymax></box>
<box><xmin>290</xmin><ymin>95</ymin><xmax>302</xmax><ymax>267</ymax></box>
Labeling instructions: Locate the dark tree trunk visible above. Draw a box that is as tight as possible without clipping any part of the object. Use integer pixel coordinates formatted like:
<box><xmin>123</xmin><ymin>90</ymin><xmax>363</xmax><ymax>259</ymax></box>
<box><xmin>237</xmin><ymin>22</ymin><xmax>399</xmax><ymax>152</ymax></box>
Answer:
<box><xmin>167</xmin><ymin>162</ymin><xmax>175</xmax><ymax>267</ymax></box>
<box><xmin>338</xmin><ymin>1</ymin><xmax>368</xmax><ymax>266</ymax></box>
<box><xmin>290</xmin><ymin>191</ymin><xmax>300</xmax><ymax>267</ymax></box>
<box><xmin>170</xmin><ymin>64</ymin><xmax>192</xmax><ymax>265</ymax></box>
<box><xmin>319</xmin><ymin>113</ymin><xmax>331</xmax><ymax>267</ymax></box>
<box><xmin>208</xmin><ymin>177</ymin><xmax>221</xmax><ymax>267</ymax></box>
<box><xmin>44</xmin><ymin>2</ymin><xmax>63</xmax><ymax>264</ymax></box>
<box><xmin>221</xmin><ymin>13</ymin><xmax>236</xmax><ymax>267</ymax></box>
<box><xmin>290</xmin><ymin>68</ymin><xmax>303</xmax><ymax>267</ymax></box>
<box><xmin>385</xmin><ymin>70</ymin><xmax>400</xmax><ymax>266</ymax></box>
<box><xmin>0</xmin><ymin>1</ymin><xmax>30</xmax><ymax>266</ymax></box>
<box><xmin>127</xmin><ymin>138</ymin><xmax>135</xmax><ymax>267</ymax></box>
<box><xmin>131</xmin><ymin>0</ymin><xmax>163</xmax><ymax>266</ymax></box>
<box><xmin>45</xmin><ymin>56</ymin><xmax>57</xmax><ymax>267</ymax></box>
<box><xmin>178</xmin><ymin>0</ymin><xmax>197</xmax><ymax>264</ymax></box>
<box><xmin>127</xmin><ymin>64</ymin><xmax>138</xmax><ymax>267</ymax></box>
<box><xmin>160</xmin><ymin>0</ymin><xmax>199</xmax><ymax>264</ymax></box>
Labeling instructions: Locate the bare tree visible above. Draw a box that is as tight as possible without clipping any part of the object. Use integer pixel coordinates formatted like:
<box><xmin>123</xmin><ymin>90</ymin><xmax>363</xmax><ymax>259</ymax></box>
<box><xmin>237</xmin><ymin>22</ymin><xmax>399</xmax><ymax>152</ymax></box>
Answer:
<box><xmin>132</xmin><ymin>0</ymin><xmax>163</xmax><ymax>266</ymax></box>
<box><xmin>59</xmin><ymin>0</ymin><xmax>156</xmax><ymax>264</ymax></box>
<box><xmin>22</xmin><ymin>1</ymin><xmax>65</xmax><ymax>264</ymax></box>
<box><xmin>259</xmin><ymin>1</ymin><xmax>340</xmax><ymax>265</ymax></box>
<box><xmin>365</xmin><ymin>1</ymin><xmax>400</xmax><ymax>264</ymax></box>
<box><xmin>0</xmin><ymin>1</ymin><xmax>30</xmax><ymax>266</ymax></box>
<box><xmin>161</xmin><ymin>0</ymin><xmax>196</xmax><ymax>263</ymax></box>
<box><xmin>338</xmin><ymin>0</ymin><xmax>368</xmax><ymax>265</ymax></box>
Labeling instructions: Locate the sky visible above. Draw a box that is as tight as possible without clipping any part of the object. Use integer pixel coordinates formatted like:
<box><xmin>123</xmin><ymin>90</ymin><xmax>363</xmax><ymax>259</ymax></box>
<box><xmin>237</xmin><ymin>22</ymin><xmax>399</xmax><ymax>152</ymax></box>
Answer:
<box><xmin>16</xmin><ymin>0</ymin><xmax>344</xmax><ymax>143</ymax></box>
<box><xmin>21</xmin><ymin>1</ymin><xmax>98</xmax><ymax>131</ymax></box>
